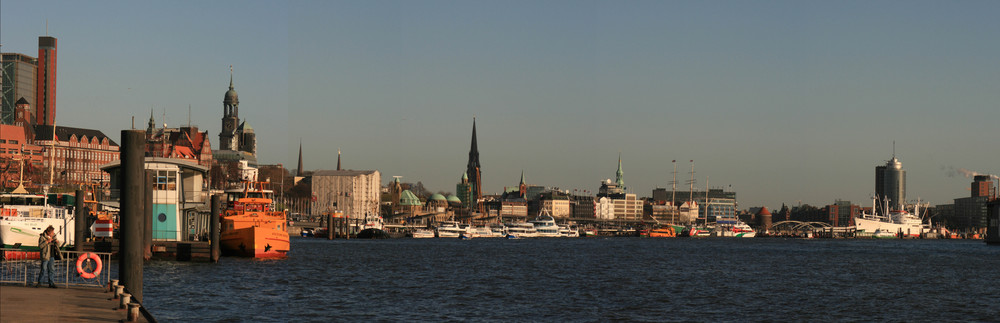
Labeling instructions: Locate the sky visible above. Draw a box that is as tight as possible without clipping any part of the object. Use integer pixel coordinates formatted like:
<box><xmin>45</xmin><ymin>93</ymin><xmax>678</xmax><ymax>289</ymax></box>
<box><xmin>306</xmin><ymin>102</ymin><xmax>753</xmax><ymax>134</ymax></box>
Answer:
<box><xmin>2</xmin><ymin>0</ymin><xmax>998</xmax><ymax>210</ymax></box>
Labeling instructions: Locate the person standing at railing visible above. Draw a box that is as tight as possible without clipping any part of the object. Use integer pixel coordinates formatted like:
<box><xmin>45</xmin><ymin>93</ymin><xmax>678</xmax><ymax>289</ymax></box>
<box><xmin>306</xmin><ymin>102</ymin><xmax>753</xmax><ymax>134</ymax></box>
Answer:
<box><xmin>35</xmin><ymin>226</ymin><xmax>59</xmax><ymax>288</ymax></box>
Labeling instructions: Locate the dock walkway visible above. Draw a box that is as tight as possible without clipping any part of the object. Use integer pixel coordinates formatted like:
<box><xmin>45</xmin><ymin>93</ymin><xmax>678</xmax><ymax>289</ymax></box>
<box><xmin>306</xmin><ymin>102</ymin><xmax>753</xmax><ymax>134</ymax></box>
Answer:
<box><xmin>0</xmin><ymin>285</ymin><xmax>147</xmax><ymax>322</ymax></box>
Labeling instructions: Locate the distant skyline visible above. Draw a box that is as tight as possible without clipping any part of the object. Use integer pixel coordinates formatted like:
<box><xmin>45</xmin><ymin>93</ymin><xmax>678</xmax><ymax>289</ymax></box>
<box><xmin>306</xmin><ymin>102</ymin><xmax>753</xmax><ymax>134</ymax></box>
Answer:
<box><xmin>2</xmin><ymin>1</ymin><xmax>997</xmax><ymax>209</ymax></box>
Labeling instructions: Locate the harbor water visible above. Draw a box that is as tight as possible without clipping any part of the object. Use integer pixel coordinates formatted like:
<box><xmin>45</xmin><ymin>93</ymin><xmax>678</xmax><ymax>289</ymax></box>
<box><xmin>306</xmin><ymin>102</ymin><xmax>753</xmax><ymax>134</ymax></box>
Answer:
<box><xmin>143</xmin><ymin>238</ymin><xmax>1000</xmax><ymax>321</ymax></box>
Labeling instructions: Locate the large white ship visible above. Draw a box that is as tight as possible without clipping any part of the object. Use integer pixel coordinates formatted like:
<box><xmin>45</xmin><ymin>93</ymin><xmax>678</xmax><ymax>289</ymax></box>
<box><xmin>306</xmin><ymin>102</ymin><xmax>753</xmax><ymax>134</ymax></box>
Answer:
<box><xmin>0</xmin><ymin>191</ymin><xmax>76</xmax><ymax>250</ymax></box>
<box><xmin>855</xmin><ymin>210</ymin><xmax>926</xmax><ymax>237</ymax></box>
<box><xmin>855</xmin><ymin>198</ymin><xmax>928</xmax><ymax>238</ymax></box>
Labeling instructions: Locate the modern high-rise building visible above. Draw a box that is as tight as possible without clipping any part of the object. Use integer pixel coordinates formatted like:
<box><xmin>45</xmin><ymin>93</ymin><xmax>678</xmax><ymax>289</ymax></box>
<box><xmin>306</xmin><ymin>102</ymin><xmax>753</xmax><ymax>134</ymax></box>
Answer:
<box><xmin>875</xmin><ymin>156</ymin><xmax>906</xmax><ymax>213</ymax></box>
<box><xmin>1</xmin><ymin>53</ymin><xmax>37</xmax><ymax>125</ymax></box>
<box><xmin>35</xmin><ymin>36</ymin><xmax>57</xmax><ymax>126</ymax></box>
<box><xmin>972</xmin><ymin>175</ymin><xmax>996</xmax><ymax>198</ymax></box>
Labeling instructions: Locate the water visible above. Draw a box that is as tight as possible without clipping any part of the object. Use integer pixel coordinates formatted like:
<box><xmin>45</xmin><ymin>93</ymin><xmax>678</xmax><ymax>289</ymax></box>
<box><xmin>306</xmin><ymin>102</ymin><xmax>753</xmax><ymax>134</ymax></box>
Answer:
<box><xmin>143</xmin><ymin>238</ymin><xmax>1000</xmax><ymax>322</ymax></box>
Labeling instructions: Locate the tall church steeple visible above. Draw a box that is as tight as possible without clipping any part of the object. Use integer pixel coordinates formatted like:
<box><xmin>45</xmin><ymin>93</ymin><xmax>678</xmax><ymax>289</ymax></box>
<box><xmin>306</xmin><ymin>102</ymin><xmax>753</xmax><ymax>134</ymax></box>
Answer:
<box><xmin>615</xmin><ymin>153</ymin><xmax>625</xmax><ymax>189</ymax></box>
<box><xmin>465</xmin><ymin>118</ymin><xmax>482</xmax><ymax>213</ymax></box>
<box><xmin>337</xmin><ymin>149</ymin><xmax>342</xmax><ymax>171</ymax></box>
<box><xmin>220</xmin><ymin>66</ymin><xmax>240</xmax><ymax>151</ymax></box>
<box><xmin>296</xmin><ymin>139</ymin><xmax>304</xmax><ymax>176</ymax></box>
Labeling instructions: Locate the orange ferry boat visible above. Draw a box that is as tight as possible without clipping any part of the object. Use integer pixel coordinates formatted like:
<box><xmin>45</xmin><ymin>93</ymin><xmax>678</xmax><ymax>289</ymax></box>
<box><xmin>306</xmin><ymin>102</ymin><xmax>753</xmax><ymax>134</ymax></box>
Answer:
<box><xmin>220</xmin><ymin>181</ymin><xmax>289</xmax><ymax>258</ymax></box>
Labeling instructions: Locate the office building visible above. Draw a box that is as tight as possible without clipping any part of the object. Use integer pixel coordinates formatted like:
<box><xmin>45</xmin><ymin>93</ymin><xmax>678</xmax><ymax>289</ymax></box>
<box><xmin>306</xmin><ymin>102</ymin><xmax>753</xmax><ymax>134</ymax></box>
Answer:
<box><xmin>1</xmin><ymin>53</ymin><xmax>37</xmax><ymax>125</ymax></box>
<box><xmin>35</xmin><ymin>36</ymin><xmax>57</xmax><ymax>126</ymax></box>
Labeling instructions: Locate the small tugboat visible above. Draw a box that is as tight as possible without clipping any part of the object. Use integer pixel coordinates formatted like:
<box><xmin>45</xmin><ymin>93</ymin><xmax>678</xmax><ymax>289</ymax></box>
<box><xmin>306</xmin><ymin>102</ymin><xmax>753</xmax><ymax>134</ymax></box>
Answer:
<box><xmin>355</xmin><ymin>212</ymin><xmax>389</xmax><ymax>239</ymax></box>
<box><xmin>220</xmin><ymin>181</ymin><xmax>290</xmax><ymax>258</ymax></box>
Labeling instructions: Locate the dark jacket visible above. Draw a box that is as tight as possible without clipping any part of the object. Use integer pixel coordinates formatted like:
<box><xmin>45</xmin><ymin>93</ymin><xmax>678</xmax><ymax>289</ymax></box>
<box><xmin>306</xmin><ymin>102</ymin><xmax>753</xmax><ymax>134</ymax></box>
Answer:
<box><xmin>38</xmin><ymin>233</ymin><xmax>58</xmax><ymax>260</ymax></box>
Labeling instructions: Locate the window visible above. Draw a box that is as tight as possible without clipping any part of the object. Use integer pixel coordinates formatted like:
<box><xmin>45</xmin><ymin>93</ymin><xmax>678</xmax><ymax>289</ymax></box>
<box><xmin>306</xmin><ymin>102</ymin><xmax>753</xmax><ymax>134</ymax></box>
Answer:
<box><xmin>155</xmin><ymin>170</ymin><xmax>177</xmax><ymax>190</ymax></box>
<box><xmin>9</xmin><ymin>140</ymin><xmax>17</xmax><ymax>145</ymax></box>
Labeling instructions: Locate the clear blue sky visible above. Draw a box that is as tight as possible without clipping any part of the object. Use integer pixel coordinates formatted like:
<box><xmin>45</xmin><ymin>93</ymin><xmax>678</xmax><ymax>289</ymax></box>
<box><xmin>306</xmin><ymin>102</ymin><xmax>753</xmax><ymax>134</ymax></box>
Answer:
<box><xmin>3</xmin><ymin>0</ymin><xmax>998</xmax><ymax>209</ymax></box>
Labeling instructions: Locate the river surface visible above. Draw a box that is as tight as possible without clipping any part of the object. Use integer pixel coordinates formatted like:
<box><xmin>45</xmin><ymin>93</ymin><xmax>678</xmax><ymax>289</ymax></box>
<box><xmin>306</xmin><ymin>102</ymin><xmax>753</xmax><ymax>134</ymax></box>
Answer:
<box><xmin>142</xmin><ymin>238</ymin><xmax>1000</xmax><ymax>322</ymax></box>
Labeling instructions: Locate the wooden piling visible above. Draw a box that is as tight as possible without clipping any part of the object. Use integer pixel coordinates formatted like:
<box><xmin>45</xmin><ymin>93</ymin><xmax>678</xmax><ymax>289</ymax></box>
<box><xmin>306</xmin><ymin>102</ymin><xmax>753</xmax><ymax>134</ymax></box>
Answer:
<box><xmin>75</xmin><ymin>189</ymin><xmax>86</xmax><ymax>251</ymax></box>
<box><xmin>119</xmin><ymin>130</ymin><xmax>145</xmax><ymax>303</ymax></box>
<box><xmin>327</xmin><ymin>214</ymin><xmax>334</xmax><ymax>240</ymax></box>
<box><xmin>210</xmin><ymin>194</ymin><xmax>220</xmax><ymax>262</ymax></box>
<box><xmin>143</xmin><ymin>171</ymin><xmax>153</xmax><ymax>260</ymax></box>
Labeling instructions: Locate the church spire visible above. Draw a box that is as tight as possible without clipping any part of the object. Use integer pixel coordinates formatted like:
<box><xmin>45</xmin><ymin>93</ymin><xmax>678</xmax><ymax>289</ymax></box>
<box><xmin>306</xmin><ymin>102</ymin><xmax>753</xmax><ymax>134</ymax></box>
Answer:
<box><xmin>519</xmin><ymin>170</ymin><xmax>525</xmax><ymax>186</ymax></box>
<box><xmin>296</xmin><ymin>139</ymin><xmax>303</xmax><ymax>176</ymax></box>
<box><xmin>229</xmin><ymin>65</ymin><xmax>234</xmax><ymax>90</ymax></box>
<box><xmin>468</xmin><ymin>117</ymin><xmax>479</xmax><ymax>169</ymax></box>
<box><xmin>615</xmin><ymin>153</ymin><xmax>625</xmax><ymax>188</ymax></box>
<box><xmin>337</xmin><ymin>149</ymin><xmax>342</xmax><ymax>171</ymax></box>
<box><xmin>147</xmin><ymin>109</ymin><xmax>155</xmax><ymax>133</ymax></box>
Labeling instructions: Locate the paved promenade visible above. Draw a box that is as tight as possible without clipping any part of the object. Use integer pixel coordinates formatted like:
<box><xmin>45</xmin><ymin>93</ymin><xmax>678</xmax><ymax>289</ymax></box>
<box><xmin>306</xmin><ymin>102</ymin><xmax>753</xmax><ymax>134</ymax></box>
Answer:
<box><xmin>0</xmin><ymin>285</ymin><xmax>146</xmax><ymax>322</ymax></box>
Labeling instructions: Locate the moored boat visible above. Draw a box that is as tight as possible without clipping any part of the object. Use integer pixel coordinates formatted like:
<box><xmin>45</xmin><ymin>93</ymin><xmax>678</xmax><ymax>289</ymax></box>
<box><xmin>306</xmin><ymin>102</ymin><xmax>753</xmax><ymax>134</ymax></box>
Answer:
<box><xmin>220</xmin><ymin>181</ymin><xmax>289</xmax><ymax>258</ymax></box>
<box><xmin>647</xmin><ymin>225</ymin><xmax>677</xmax><ymax>238</ymax></box>
<box><xmin>436</xmin><ymin>221</ymin><xmax>467</xmax><ymax>238</ymax></box>
<box><xmin>505</xmin><ymin>222</ymin><xmax>537</xmax><ymax>238</ymax></box>
<box><xmin>529</xmin><ymin>211</ymin><xmax>560</xmax><ymax>237</ymax></box>
<box><xmin>1</xmin><ymin>190</ymin><xmax>75</xmax><ymax>255</ymax></box>
<box><xmin>410</xmin><ymin>229</ymin><xmax>435</xmax><ymax>238</ymax></box>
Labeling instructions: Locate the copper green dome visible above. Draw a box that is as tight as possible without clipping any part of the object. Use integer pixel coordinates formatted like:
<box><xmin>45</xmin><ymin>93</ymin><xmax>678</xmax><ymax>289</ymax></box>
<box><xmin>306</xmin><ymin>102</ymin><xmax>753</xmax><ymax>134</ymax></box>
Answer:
<box><xmin>430</xmin><ymin>193</ymin><xmax>447</xmax><ymax>201</ymax></box>
<box><xmin>399</xmin><ymin>190</ymin><xmax>421</xmax><ymax>206</ymax></box>
<box><xmin>446</xmin><ymin>195</ymin><xmax>462</xmax><ymax>204</ymax></box>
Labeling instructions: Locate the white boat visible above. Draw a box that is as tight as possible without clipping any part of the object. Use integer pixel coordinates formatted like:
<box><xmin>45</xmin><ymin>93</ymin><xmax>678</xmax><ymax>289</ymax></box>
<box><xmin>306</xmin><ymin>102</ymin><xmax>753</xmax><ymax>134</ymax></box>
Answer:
<box><xmin>410</xmin><ymin>229</ymin><xmax>435</xmax><ymax>238</ymax></box>
<box><xmin>490</xmin><ymin>224</ymin><xmax>507</xmax><ymax>237</ymax></box>
<box><xmin>558</xmin><ymin>224</ymin><xmax>579</xmax><ymax>238</ymax></box>
<box><xmin>436</xmin><ymin>221</ymin><xmax>468</xmax><ymax>238</ymax></box>
<box><xmin>505</xmin><ymin>222</ymin><xmax>537</xmax><ymax>238</ymax></box>
<box><xmin>0</xmin><ymin>192</ymin><xmax>76</xmax><ymax>250</ymax></box>
<box><xmin>713</xmin><ymin>217</ymin><xmax>756</xmax><ymax>238</ymax></box>
<box><xmin>855</xmin><ymin>198</ymin><xmax>928</xmax><ymax>238</ymax></box>
<box><xmin>470</xmin><ymin>224</ymin><xmax>503</xmax><ymax>238</ymax></box>
<box><xmin>530</xmin><ymin>211</ymin><xmax>561</xmax><ymax>237</ymax></box>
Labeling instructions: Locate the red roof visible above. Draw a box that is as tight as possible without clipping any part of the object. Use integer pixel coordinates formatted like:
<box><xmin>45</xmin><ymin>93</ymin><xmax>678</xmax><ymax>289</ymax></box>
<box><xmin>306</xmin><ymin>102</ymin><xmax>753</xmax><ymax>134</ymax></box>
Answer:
<box><xmin>756</xmin><ymin>206</ymin><xmax>772</xmax><ymax>216</ymax></box>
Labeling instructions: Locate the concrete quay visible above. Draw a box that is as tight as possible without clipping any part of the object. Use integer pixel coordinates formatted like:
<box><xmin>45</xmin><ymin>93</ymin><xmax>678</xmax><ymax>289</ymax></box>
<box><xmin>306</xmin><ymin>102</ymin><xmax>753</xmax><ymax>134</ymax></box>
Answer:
<box><xmin>0</xmin><ymin>285</ymin><xmax>147</xmax><ymax>322</ymax></box>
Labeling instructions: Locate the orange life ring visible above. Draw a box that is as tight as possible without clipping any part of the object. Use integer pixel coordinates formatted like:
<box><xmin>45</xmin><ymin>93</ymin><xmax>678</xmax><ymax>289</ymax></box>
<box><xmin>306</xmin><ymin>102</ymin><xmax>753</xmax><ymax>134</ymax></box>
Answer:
<box><xmin>76</xmin><ymin>252</ymin><xmax>102</xmax><ymax>279</ymax></box>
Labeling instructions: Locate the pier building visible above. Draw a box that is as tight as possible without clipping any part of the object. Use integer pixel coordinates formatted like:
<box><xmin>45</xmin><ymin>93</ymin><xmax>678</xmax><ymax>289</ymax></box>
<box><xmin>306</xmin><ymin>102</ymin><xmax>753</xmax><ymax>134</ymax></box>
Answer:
<box><xmin>102</xmin><ymin>157</ymin><xmax>210</xmax><ymax>241</ymax></box>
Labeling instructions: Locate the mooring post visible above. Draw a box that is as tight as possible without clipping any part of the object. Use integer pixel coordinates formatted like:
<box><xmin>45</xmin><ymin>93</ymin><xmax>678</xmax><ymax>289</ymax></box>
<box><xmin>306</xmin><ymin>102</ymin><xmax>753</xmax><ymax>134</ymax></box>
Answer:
<box><xmin>143</xmin><ymin>170</ymin><xmax>153</xmax><ymax>260</ymax></box>
<box><xmin>210</xmin><ymin>194</ymin><xmax>221</xmax><ymax>262</ymax></box>
<box><xmin>120</xmin><ymin>293</ymin><xmax>132</xmax><ymax>309</ymax></box>
<box><xmin>119</xmin><ymin>130</ymin><xmax>145</xmax><ymax>303</ymax></box>
<box><xmin>75</xmin><ymin>189</ymin><xmax>86</xmax><ymax>251</ymax></box>
<box><xmin>327</xmin><ymin>213</ymin><xmax>334</xmax><ymax>240</ymax></box>
<box><xmin>127</xmin><ymin>302</ymin><xmax>140</xmax><ymax>321</ymax></box>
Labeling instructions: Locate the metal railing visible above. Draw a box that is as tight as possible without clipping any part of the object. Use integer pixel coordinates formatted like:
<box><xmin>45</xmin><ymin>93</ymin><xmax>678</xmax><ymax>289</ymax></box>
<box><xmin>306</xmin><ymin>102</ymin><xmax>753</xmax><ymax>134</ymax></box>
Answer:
<box><xmin>0</xmin><ymin>249</ymin><xmax>112</xmax><ymax>288</ymax></box>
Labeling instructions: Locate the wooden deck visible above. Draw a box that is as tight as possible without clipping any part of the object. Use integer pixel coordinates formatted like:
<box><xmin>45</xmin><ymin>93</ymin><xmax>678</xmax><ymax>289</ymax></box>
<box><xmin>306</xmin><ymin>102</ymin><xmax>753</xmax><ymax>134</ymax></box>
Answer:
<box><xmin>0</xmin><ymin>285</ymin><xmax>148</xmax><ymax>322</ymax></box>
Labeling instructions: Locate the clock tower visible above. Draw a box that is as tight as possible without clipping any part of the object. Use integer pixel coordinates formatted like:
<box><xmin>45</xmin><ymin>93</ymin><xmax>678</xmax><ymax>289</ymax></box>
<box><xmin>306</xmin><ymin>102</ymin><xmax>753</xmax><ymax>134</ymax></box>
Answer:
<box><xmin>220</xmin><ymin>67</ymin><xmax>240</xmax><ymax>150</ymax></box>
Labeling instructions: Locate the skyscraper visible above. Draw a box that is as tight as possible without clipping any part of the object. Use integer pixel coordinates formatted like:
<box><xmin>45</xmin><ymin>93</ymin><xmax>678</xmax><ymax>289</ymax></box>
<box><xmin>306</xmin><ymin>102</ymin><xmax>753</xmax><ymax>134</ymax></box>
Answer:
<box><xmin>35</xmin><ymin>36</ymin><xmax>57</xmax><ymax>126</ymax></box>
<box><xmin>875</xmin><ymin>155</ymin><xmax>906</xmax><ymax>214</ymax></box>
<box><xmin>1</xmin><ymin>53</ymin><xmax>37</xmax><ymax>125</ymax></box>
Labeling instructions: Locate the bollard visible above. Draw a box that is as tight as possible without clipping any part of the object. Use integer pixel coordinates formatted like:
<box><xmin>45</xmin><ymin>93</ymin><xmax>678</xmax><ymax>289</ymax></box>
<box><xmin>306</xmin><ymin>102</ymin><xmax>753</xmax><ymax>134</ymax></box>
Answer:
<box><xmin>127</xmin><ymin>302</ymin><xmax>141</xmax><ymax>321</ymax></box>
<box><xmin>115</xmin><ymin>285</ymin><xmax>124</xmax><ymax>299</ymax></box>
<box><xmin>120</xmin><ymin>293</ymin><xmax>131</xmax><ymax>309</ymax></box>
<box><xmin>109</xmin><ymin>279</ymin><xmax>119</xmax><ymax>293</ymax></box>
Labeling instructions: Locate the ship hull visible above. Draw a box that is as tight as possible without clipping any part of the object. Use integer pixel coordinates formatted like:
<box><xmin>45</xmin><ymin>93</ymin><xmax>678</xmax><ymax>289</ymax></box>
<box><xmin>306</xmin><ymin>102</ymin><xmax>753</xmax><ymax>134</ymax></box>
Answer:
<box><xmin>1</xmin><ymin>216</ymin><xmax>75</xmax><ymax>250</ymax></box>
<box><xmin>855</xmin><ymin>217</ymin><xmax>924</xmax><ymax>237</ymax></box>
<box><xmin>220</xmin><ymin>226</ymin><xmax>289</xmax><ymax>258</ymax></box>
